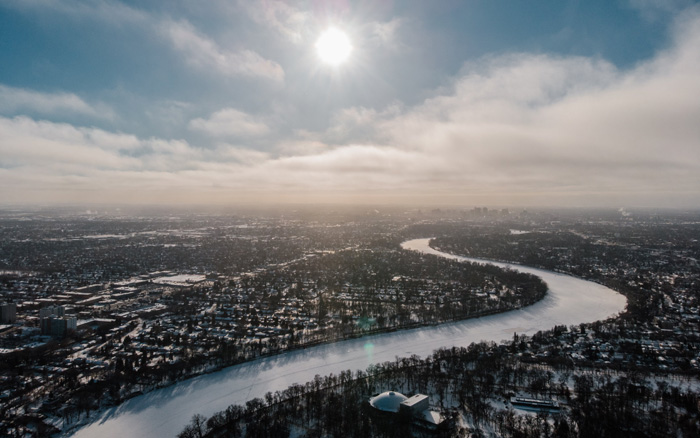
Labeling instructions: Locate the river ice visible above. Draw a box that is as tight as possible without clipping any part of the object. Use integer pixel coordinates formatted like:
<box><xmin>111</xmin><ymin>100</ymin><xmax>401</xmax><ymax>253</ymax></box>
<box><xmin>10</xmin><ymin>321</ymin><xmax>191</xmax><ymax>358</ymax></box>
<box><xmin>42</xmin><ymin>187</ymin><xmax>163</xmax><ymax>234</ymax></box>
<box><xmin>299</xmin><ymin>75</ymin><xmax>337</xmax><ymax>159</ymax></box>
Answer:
<box><xmin>68</xmin><ymin>238</ymin><xmax>626</xmax><ymax>438</ymax></box>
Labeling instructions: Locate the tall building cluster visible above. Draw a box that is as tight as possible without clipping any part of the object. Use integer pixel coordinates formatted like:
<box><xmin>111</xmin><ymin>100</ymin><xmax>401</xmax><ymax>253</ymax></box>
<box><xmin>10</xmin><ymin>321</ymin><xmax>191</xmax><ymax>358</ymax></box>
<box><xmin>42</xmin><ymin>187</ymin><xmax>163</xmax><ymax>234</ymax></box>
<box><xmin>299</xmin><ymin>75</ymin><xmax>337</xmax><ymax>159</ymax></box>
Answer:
<box><xmin>39</xmin><ymin>305</ymin><xmax>76</xmax><ymax>338</ymax></box>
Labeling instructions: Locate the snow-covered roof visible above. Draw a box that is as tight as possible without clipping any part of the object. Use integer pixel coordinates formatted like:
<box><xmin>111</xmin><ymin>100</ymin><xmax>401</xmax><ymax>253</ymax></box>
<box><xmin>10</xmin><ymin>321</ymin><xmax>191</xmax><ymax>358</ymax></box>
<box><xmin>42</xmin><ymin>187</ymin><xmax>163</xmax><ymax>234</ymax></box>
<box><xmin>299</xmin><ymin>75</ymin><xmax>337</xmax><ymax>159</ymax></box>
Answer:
<box><xmin>369</xmin><ymin>391</ymin><xmax>407</xmax><ymax>413</ymax></box>
<box><xmin>421</xmin><ymin>409</ymin><xmax>442</xmax><ymax>425</ymax></box>
<box><xmin>401</xmin><ymin>394</ymin><xmax>428</xmax><ymax>408</ymax></box>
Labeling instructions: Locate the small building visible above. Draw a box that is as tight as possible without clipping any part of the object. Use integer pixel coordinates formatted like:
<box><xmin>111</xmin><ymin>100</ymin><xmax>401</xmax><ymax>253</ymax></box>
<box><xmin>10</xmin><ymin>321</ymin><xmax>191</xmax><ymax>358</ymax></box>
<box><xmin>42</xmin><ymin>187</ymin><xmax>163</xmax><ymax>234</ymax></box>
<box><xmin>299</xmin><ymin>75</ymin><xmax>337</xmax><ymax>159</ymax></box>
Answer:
<box><xmin>64</xmin><ymin>292</ymin><xmax>95</xmax><ymax>302</ymax></box>
<box><xmin>112</xmin><ymin>290</ymin><xmax>138</xmax><ymax>301</ymax></box>
<box><xmin>510</xmin><ymin>396</ymin><xmax>560</xmax><ymax>412</ymax></box>
<box><xmin>369</xmin><ymin>391</ymin><xmax>445</xmax><ymax>430</ymax></box>
<box><xmin>75</xmin><ymin>284</ymin><xmax>104</xmax><ymax>293</ymax></box>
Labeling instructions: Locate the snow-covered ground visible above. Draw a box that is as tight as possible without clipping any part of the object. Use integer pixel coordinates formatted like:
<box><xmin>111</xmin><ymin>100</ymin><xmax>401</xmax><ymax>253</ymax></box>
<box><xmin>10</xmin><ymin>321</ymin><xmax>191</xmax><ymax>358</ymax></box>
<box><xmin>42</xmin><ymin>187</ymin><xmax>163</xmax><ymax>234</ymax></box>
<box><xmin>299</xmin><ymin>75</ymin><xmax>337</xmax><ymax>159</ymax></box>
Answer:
<box><xmin>68</xmin><ymin>238</ymin><xmax>626</xmax><ymax>438</ymax></box>
<box><xmin>152</xmin><ymin>274</ymin><xmax>207</xmax><ymax>285</ymax></box>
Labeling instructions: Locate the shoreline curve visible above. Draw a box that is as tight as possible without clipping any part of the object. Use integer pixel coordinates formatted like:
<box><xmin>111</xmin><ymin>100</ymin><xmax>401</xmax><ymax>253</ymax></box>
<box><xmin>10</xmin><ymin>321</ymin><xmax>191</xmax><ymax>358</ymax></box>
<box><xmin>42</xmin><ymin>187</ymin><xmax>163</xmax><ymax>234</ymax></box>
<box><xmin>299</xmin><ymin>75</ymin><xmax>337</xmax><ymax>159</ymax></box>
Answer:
<box><xmin>68</xmin><ymin>238</ymin><xmax>626</xmax><ymax>438</ymax></box>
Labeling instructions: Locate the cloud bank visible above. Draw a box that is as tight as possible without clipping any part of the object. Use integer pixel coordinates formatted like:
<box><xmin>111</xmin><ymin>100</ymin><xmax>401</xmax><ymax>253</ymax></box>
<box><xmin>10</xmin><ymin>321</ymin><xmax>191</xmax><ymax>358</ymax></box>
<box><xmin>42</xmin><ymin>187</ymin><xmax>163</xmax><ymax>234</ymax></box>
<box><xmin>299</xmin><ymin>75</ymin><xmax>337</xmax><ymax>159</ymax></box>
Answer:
<box><xmin>0</xmin><ymin>5</ymin><xmax>699</xmax><ymax>207</ymax></box>
<box><xmin>0</xmin><ymin>85</ymin><xmax>114</xmax><ymax>120</ymax></box>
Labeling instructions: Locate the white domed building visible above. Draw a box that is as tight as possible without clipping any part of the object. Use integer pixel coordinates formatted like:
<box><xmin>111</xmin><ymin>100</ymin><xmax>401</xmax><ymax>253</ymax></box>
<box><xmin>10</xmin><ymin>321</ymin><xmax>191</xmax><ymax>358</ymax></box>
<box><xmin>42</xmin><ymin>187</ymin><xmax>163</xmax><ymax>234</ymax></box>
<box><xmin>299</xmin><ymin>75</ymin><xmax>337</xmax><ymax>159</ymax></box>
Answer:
<box><xmin>368</xmin><ymin>391</ymin><xmax>445</xmax><ymax>430</ymax></box>
<box><xmin>368</xmin><ymin>391</ymin><xmax>408</xmax><ymax>413</ymax></box>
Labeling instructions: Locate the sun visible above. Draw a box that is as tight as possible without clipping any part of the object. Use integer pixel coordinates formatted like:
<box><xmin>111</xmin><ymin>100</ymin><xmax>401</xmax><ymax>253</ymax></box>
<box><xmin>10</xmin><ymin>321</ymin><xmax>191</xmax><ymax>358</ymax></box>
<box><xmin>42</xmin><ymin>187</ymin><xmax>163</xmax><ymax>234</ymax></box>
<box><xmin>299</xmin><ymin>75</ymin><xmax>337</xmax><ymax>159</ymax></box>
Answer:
<box><xmin>315</xmin><ymin>27</ymin><xmax>352</xmax><ymax>66</ymax></box>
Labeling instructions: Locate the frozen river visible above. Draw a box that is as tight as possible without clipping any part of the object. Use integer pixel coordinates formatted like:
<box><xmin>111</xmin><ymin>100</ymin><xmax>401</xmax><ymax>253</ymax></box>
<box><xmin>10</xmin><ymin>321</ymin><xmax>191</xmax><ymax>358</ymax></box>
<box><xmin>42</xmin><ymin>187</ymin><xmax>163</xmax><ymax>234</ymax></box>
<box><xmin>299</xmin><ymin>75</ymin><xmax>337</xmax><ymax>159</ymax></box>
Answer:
<box><xmin>69</xmin><ymin>238</ymin><xmax>626</xmax><ymax>438</ymax></box>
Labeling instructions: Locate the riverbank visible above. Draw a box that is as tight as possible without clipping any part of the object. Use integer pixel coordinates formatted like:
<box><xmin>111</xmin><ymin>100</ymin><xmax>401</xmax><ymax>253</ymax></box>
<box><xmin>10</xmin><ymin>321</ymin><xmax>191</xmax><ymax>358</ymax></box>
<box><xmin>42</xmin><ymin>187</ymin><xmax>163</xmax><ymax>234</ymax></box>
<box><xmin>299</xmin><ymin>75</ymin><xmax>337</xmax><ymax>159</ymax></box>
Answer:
<box><xmin>67</xmin><ymin>238</ymin><xmax>626</xmax><ymax>438</ymax></box>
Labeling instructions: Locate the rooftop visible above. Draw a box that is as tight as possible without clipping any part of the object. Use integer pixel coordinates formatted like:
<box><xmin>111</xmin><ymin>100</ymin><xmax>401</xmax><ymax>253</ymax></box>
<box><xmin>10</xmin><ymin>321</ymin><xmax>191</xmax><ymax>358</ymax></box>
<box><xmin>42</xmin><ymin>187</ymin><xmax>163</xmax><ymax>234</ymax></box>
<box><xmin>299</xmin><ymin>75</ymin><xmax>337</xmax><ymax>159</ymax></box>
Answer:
<box><xmin>369</xmin><ymin>391</ymin><xmax>407</xmax><ymax>413</ymax></box>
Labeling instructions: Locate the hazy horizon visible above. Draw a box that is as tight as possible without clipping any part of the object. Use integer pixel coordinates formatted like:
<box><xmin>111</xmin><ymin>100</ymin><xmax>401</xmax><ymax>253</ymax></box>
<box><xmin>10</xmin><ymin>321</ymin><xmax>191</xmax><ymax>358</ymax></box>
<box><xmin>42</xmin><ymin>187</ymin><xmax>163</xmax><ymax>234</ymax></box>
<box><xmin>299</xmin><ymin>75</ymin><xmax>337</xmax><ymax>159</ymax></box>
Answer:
<box><xmin>2</xmin><ymin>1</ymin><xmax>699</xmax><ymax>208</ymax></box>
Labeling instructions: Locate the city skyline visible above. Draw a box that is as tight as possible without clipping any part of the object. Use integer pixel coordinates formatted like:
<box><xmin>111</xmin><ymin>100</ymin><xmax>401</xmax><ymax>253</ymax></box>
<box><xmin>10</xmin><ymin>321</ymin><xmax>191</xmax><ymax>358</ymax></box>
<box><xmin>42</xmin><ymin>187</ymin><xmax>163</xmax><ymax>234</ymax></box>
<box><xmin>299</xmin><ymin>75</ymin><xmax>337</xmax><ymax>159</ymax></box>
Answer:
<box><xmin>1</xmin><ymin>0</ymin><xmax>699</xmax><ymax>208</ymax></box>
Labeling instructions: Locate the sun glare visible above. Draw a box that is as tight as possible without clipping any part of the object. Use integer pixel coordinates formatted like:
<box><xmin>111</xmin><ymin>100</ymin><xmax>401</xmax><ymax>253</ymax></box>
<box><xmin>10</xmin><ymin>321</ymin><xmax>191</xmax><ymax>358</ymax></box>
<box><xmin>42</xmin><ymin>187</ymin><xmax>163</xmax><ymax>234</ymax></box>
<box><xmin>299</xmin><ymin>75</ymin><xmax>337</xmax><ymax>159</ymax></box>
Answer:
<box><xmin>315</xmin><ymin>27</ymin><xmax>352</xmax><ymax>66</ymax></box>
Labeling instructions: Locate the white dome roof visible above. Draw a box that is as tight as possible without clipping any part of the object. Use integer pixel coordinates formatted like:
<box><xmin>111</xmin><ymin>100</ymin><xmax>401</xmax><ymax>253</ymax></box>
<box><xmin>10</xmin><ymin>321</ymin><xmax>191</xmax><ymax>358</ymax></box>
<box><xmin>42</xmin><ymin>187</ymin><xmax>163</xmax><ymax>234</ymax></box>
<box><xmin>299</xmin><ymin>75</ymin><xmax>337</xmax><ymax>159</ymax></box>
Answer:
<box><xmin>369</xmin><ymin>391</ymin><xmax>407</xmax><ymax>413</ymax></box>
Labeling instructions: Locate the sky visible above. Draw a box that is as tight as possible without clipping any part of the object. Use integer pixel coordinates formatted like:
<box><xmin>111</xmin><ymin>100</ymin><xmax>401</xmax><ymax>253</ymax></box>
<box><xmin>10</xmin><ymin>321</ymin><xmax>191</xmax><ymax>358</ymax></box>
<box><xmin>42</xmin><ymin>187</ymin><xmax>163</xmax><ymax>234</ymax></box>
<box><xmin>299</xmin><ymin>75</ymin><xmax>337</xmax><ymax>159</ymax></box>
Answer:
<box><xmin>1</xmin><ymin>0</ymin><xmax>699</xmax><ymax>208</ymax></box>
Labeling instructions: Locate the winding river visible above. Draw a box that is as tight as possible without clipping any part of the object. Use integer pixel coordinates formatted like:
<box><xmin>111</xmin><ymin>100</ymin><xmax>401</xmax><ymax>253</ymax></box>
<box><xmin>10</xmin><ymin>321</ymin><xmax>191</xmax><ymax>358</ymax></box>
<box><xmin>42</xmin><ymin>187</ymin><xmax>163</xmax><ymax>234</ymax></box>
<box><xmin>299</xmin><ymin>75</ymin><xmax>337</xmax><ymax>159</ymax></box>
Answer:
<box><xmin>69</xmin><ymin>238</ymin><xmax>626</xmax><ymax>438</ymax></box>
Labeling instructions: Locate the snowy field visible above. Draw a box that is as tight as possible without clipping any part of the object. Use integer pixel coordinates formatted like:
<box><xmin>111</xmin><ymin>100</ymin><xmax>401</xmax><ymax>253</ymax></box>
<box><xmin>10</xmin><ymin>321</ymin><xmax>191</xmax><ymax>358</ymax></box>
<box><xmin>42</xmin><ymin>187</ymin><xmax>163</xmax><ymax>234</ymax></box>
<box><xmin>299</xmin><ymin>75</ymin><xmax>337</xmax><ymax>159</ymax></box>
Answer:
<box><xmin>68</xmin><ymin>238</ymin><xmax>626</xmax><ymax>438</ymax></box>
<box><xmin>152</xmin><ymin>274</ymin><xmax>207</xmax><ymax>286</ymax></box>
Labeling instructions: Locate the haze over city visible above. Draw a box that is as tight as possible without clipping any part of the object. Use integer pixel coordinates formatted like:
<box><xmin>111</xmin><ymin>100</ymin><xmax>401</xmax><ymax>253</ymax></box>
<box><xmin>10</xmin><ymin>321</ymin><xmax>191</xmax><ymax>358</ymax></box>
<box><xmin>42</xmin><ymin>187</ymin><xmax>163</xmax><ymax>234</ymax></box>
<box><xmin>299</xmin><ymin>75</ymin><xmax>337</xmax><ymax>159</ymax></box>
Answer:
<box><xmin>1</xmin><ymin>0</ymin><xmax>699</xmax><ymax>208</ymax></box>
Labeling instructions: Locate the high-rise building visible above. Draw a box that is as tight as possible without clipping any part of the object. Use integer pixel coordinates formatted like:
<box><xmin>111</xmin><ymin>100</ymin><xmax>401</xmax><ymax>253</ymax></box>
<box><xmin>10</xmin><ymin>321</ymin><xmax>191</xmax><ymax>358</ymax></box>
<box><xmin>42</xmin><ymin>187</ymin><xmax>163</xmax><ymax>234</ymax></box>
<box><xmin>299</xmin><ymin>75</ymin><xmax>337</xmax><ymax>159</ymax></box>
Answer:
<box><xmin>41</xmin><ymin>316</ymin><xmax>77</xmax><ymax>338</ymax></box>
<box><xmin>39</xmin><ymin>305</ymin><xmax>65</xmax><ymax>319</ymax></box>
<box><xmin>1</xmin><ymin>303</ymin><xmax>17</xmax><ymax>324</ymax></box>
<box><xmin>39</xmin><ymin>306</ymin><xmax>75</xmax><ymax>337</ymax></box>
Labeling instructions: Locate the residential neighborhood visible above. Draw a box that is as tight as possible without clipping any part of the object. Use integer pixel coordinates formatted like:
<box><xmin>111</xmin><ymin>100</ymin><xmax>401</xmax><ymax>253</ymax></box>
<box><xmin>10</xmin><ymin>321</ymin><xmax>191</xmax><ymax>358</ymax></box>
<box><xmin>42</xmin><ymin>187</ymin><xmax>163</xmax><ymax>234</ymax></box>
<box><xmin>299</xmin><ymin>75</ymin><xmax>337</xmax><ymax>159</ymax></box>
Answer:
<box><xmin>0</xmin><ymin>207</ymin><xmax>698</xmax><ymax>436</ymax></box>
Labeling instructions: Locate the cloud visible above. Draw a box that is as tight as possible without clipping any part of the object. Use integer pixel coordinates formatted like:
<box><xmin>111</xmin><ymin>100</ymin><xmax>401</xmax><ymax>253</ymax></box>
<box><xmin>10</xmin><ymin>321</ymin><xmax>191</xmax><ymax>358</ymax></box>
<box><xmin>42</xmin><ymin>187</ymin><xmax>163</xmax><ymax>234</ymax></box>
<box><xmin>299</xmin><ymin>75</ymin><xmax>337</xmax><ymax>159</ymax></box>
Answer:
<box><xmin>0</xmin><ymin>85</ymin><xmax>115</xmax><ymax>120</ymax></box>
<box><xmin>241</xmin><ymin>1</ymin><xmax>309</xmax><ymax>44</ymax></box>
<box><xmin>2</xmin><ymin>0</ymin><xmax>147</xmax><ymax>24</ymax></box>
<box><xmin>1</xmin><ymin>6</ymin><xmax>700</xmax><ymax>207</ymax></box>
<box><xmin>324</xmin><ymin>104</ymin><xmax>402</xmax><ymax>143</ymax></box>
<box><xmin>627</xmin><ymin>0</ymin><xmax>694</xmax><ymax>21</ymax></box>
<box><xmin>272</xmin><ymin>145</ymin><xmax>424</xmax><ymax>175</ymax></box>
<box><xmin>0</xmin><ymin>113</ymin><xmax>280</xmax><ymax>204</ymax></box>
<box><xmin>0</xmin><ymin>115</ymin><xmax>230</xmax><ymax>175</ymax></box>
<box><xmin>5</xmin><ymin>1</ymin><xmax>284</xmax><ymax>82</ymax></box>
<box><xmin>188</xmin><ymin>108</ymin><xmax>270</xmax><ymax>138</ymax></box>
<box><xmin>0</xmin><ymin>114</ymin><xmax>268</xmax><ymax>181</ymax></box>
<box><xmin>159</xmin><ymin>20</ymin><xmax>284</xmax><ymax>82</ymax></box>
<box><xmin>365</xmin><ymin>18</ymin><xmax>404</xmax><ymax>50</ymax></box>
<box><xmin>275</xmin><ymin>136</ymin><xmax>330</xmax><ymax>157</ymax></box>
<box><xmin>267</xmin><ymin>8</ymin><xmax>700</xmax><ymax>204</ymax></box>
<box><xmin>362</xmin><ymin>11</ymin><xmax>700</xmax><ymax>201</ymax></box>
<box><xmin>0</xmin><ymin>116</ymin><xmax>140</xmax><ymax>171</ymax></box>
<box><xmin>216</xmin><ymin>144</ymin><xmax>270</xmax><ymax>164</ymax></box>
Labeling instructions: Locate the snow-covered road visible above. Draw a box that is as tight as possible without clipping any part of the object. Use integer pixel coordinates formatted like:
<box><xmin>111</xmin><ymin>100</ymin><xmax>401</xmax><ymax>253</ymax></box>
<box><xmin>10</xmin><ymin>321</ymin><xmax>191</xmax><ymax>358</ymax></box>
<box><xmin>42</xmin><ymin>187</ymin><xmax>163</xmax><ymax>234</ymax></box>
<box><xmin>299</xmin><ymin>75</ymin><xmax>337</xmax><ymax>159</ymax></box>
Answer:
<box><xmin>69</xmin><ymin>238</ymin><xmax>626</xmax><ymax>438</ymax></box>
